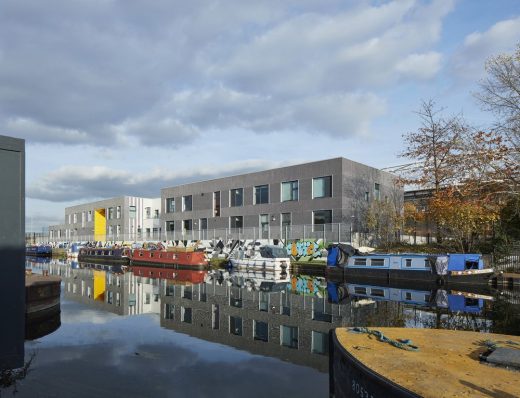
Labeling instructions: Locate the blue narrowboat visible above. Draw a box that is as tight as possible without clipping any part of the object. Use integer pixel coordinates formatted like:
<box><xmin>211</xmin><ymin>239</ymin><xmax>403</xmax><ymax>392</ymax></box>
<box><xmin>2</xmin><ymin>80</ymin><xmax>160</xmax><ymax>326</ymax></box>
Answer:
<box><xmin>78</xmin><ymin>247</ymin><xmax>131</xmax><ymax>265</ymax></box>
<box><xmin>326</xmin><ymin>244</ymin><xmax>494</xmax><ymax>286</ymax></box>
<box><xmin>26</xmin><ymin>245</ymin><xmax>53</xmax><ymax>257</ymax></box>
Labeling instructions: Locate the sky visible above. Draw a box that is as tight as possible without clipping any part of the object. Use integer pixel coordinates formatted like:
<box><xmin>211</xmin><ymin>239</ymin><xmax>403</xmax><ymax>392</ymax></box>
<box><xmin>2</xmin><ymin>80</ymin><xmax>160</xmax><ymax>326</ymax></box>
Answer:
<box><xmin>0</xmin><ymin>0</ymin><xmax>518</xmax><ymax>231</ymax></box>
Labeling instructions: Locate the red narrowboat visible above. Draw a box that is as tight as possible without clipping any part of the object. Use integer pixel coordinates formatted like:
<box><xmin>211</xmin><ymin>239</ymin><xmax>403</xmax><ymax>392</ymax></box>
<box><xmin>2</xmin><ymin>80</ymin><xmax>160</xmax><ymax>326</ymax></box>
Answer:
<box><xmin>130</xmin><ymin>248</ymin><xmax>208</xmax><ymax>270</ymax></box>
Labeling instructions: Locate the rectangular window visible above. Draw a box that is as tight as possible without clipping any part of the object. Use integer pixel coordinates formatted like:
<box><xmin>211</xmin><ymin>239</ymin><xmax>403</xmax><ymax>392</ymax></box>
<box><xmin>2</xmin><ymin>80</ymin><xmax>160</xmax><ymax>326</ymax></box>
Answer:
<box><xmin>260</xmin><ymin>214</ymin><xmax>269</xmax><ymax>239</ymax></box>
<box><xmin>230</xmin><ymin>297</ymin><xmax>242</xmax><ymax>308</ymax></box>
<box><xmin>164</xmin><ymin>304</ymin><xmax>175</xmax><ymax>320</ymax></box>
<box><xmin>213</xmin><ymin>191</ymin><xmax>220</xmax><ymax>217</ymax></box>
<box><xmin>116</xmin><ymin>206</ymin><xmax>121</xmax><ymax>219</ymax></box>
<box><xmin>166</xmin><ymin>221</ymin><xmax>175</xmax><ymax>231</ymax></box>
<box><xmin>166</xmin><ymin>198</ymin><xmax>175</xmax><ymax>213</ymax></box>
<box><xmin>116</xmin><ymin>225</ymin><xmax>121</xmax><ymax>237</ymax></box>
<box><xmin>145</xmin><ymin>293</ymin><xmax>151</xmax><ymax>305</ymax></box>
<box><xmin>280</xmin><ymin>325</ymin><xmax>298</xmax><ymax>348</ymax></box>
<box><xmin>254</xmin><ymin>321</ymin><xmax>269</xmax><ymax>342</ymax></box>
<box><xmin>182</xmin><ymin>195</ymin><xmax>192</xmax><ymax>212</ymax></box>
<box><xmin>73</xmin><ymin>213</ymin><xmax>77</xmax><ymax>223</ymax></box>
<box><xmin>313</xmin><ymin>210</ymin><xmax>332</xmax><ymax>225</ymax></box>
<box><xmin>364</xmin><ymin>192</ymin><xmax>369</xmax><ymax>202</ymax></box>
<box><xmin>183</xmin><ymin>219</ymin><xmax>192</xmax><ymax>232</ymax></box>
<box><xmin>312</xmin><ymin>331</ymin><xmax>329</xmax><ymax>355</ymax></box>
<box><xmin>230</xmin><ymin>216</ymin><xmax>243</xmax><ymax>229</ymax></box>
<box><xmin>212</xmin><ymin>304</ymin><xmax>219</xmax><ymax>330</ymax></box>
<box><xmin>370</xmin><ymin>258</ymin><xmax>385</xmax><ymax>266</ymax></box>
<box><xmin>230</xmin><ymin>188</ymin><xmax>243</xmax><ymax>207</ymax></box>
<box><xmin>87</xmin><ymin>210</ymin><xmax>92</xmax><ymax>222</ymax></box>
<box><xmin>181</xmin><ymin>307</ymin><xmax>192</xmax><ymax>323</ymax></box>
<box><xmin>129</xmin><ymin>206</ymin><xmax>136</xmax><ymax>219</ymax></box>
<box><xmin>424</xmin><ymin>259</ymin><xmax>431</xmax><ymax>268</ymax></box>
<box><xmin>374</xmin><ymin>183</ymin><xmax>381</xmax><ymax>201</ymax></box>
<box><xmin>281</xmin><ymin>180</ymin><xmax>298</xmax><ymax>201</ymax></box>
<box><xmin>108</xmin><ymin>208</ymin><xmax>114</xmax><ymax>220</ymax></box>
<box><xmin>405</xmin><ymin>259</ymin><xmax>412</xmax><ymax>267</ymax></box>
<box><xmin>281</xmin><ymin>213</ymin><xmax>291</xmax><ymax>228</ymax></box>
<box><xmin>354</xmin><ymin>286</ymin><xmax>367</xmax><ymax>295</ymax></box>
<box><xmin>154</xmin><ymin>209</ymin><xmax>159</xmax><ymax>219</ymax></box>
<box><xmin>230</xmin><ymin>316</ymin><xmax>242</xmax><ymax>336</ymax></box>
<box><xmin>259</xmin><ymin>291</ymin><xmax>269</xmax><ymax>311</ymax></box>
<box><xmin>254</xmin><ymin>185</ymin><xmax>269</xmax><ymax>204</ymax></box>
<box><xmin>313</xmin><ymin>176</ymin><xmax>332</xmax><ymax>198</ymax></box>
<box><xmin>405</xmin><ymin>292</ymin><xmax>412</xmax><ymax>301</ymax></box>
<box><xmin>354</xmin><ymin>258</ymin><xmax>367</xmax><ymax>266</ymax></box>
<box><xmin>145</xmin><ymin>207</ymin><xmax>151</xmax><ymax>219</ymax></box>
<box><xmin>371</xmin><ymin>288</ymin><xmax>385</xmax><ymax>297</ymax></box>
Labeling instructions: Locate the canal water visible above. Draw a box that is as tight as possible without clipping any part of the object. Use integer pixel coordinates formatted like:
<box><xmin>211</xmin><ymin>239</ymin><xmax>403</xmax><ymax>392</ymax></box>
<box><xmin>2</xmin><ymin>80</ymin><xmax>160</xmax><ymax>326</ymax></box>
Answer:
<box><xmin>11</xmin><ymin>258</ymin><xmax>520</xmax><ymax>397</ymax></box>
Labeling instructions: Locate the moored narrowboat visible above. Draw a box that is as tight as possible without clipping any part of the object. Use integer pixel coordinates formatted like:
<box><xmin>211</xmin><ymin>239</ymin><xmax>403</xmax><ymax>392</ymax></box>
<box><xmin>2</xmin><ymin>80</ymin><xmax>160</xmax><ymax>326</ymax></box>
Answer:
<box><xmin>130</xmin><ymin>248</ymin><xmax>207</xmax><ymax>270</ymax></box>
<box><xmin>78</xmin><ymin>247</ymin><xmax>131</xmax><ymax>265</ymax></box>
<box><xmin>326</xmin><ymin>244</ymin><xmax>494</xmax><ymax>286</ymax></box>
<box><xmin>229</xmin><ymin>245</ymin><xmax>290</xmax><ymax>273</ymax></box>
<box><xmin>26</xmin><ymin>245</ymin><xmax>52</xmax><ymax>257</ymax></box>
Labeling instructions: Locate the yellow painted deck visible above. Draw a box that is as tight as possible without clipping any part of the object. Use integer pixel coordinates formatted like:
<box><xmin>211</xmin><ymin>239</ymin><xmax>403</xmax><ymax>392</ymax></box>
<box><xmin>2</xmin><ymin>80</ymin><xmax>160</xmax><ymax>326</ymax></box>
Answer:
<box><xmin>335</xmin><ymin>327</ymin><xmax>520</xmax><ymax>398</ymax></box>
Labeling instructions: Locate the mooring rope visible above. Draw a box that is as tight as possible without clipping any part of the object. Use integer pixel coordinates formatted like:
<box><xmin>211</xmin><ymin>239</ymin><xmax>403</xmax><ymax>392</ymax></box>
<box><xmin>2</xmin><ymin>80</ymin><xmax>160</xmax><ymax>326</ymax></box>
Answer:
<box><xmin>349</xmin><ymin>327</ymin><xmax>419</xmax><ymax>351</ymax></box>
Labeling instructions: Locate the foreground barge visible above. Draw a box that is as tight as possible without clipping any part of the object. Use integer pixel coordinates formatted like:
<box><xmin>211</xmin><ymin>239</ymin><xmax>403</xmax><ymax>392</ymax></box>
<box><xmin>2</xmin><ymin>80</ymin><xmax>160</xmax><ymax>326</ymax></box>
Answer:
<box><xmin>330</xmin><ymin>327</ymin><xmax>520</xmax><ymax>398</ymax></box>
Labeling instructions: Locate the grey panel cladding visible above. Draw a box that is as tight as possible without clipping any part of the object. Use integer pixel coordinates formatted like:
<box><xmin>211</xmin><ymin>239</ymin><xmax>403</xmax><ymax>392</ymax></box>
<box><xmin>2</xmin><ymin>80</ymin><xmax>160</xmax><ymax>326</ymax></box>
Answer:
<box><xmin>161</xmin><ymin>157</ymin><xmax>399</xmax><ymax>229</ymax></box>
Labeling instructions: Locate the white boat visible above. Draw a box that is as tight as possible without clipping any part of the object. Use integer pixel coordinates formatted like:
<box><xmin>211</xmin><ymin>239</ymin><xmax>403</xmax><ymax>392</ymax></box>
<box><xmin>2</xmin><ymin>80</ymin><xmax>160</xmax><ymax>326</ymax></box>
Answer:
<box><xmin>229</xmin><ymin>245</ymin><xmax>290</xmax><ymax>273</ymax></box>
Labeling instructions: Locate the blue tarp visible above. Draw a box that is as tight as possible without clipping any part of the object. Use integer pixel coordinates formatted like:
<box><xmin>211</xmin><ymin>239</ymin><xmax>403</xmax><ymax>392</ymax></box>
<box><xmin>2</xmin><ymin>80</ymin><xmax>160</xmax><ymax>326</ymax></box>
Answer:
<box><xmin>327</xmin><ymin>246</ymin><xmax>339</xmax><ymax>266</ymax></box>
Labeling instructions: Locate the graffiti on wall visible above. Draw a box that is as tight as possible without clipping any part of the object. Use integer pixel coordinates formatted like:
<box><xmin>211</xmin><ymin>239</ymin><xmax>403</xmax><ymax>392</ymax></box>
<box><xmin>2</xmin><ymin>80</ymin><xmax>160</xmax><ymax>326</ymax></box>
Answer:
<box><xmin>290</xmin><ymin>275</ymin><xmax>326</xmax><ymax>297</ymax></box>
<box><xmin>286</xmin><ymin>239</ymin><xmax>326</xmax><ymax>261</ymax></box>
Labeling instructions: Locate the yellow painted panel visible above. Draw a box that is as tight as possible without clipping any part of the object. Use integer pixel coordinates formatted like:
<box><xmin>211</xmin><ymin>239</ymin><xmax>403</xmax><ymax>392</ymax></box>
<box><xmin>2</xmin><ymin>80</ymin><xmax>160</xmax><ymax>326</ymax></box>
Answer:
<box><xmin>94</xmin><ymin>208</ymin><xmax>106</xmax><ymax>241</ymax></box>
<box><xmin>93</xmin><ymin>270</ymin><xmax>106</xmax><ymax>301</ymax></box>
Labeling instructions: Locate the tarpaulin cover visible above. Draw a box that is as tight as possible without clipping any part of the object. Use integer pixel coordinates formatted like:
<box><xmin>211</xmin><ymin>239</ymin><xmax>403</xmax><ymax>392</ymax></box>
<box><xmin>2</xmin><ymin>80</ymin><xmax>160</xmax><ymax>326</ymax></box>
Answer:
<box><xmin>436</xmin><ymin>256</ymin><xmax>448</xmax><ymax>275</ymax></box>
<box><xmin>327</xmin><ymin>246</ymin><xmax>339</xmax><ymax>266</ymax></box>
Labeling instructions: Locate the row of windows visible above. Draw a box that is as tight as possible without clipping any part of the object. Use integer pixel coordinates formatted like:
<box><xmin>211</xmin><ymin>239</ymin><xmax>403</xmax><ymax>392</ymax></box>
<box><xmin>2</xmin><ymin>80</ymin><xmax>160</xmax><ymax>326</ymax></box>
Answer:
<box><xmin>163</xmin><ymin>303</ymin><xmax>328</xmax><ymax>354</ymax></box>
<box><xmin>165</xmin><ymin>176</ymin><xmax>333</xmax><ymax>214</ymax></box>
<box><xmin>164</xmin><ymin>210</ymin><xmax>333</xmax><ymax>231</ymax></box>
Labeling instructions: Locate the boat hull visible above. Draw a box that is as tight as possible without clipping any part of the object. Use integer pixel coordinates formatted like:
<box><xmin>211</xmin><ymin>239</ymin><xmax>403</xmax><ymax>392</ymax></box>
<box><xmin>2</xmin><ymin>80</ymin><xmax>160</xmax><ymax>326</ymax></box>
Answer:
<box><xmin>130</xmin><ymin>249</ymin><xmax>207</xmax><ymax>270</ymax></box>
<box><xmin>78</xmin><ymin>255</ymin><xmax>130</xmax><ymax>265</ymax></box>
<box><xmin>330</xmin><ymin>331</ymin><xmax>419</xmax><ymax>398</ymax></box>
<box><xmin>230</xmin><ymin>258</ymin><xmax>289</xmax><ymax>272</ymax></box>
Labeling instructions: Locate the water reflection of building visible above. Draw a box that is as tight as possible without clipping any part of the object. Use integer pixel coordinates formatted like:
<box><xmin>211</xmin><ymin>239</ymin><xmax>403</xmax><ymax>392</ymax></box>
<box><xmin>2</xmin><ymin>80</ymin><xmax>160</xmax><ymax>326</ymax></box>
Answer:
<box><xmin>160</xmin><ymin>275</ymin><xmax>404</xmax><ymax>372</ymax></box>
<box><xmin>48</xmin><ymin>262</ymin><xmax>160</xmax><ymax>315</ymax></box>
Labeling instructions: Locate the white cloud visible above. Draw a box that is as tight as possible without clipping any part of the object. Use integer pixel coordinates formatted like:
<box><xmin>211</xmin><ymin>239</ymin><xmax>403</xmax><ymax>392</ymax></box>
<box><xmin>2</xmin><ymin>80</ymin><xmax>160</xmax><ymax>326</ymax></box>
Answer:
<box><xmin>0</xmin><ymin>0</ymin><xmax>454</xmax><ymax>146</ymax></box>
<box><xmin>27</xmin><ymin>159</ymin><xmax>294</xmax><ymax>202</ymax></box>
<box><xmin>451</xmin><ymin>16</ymin><xmax>520</xmax><ymax>80</ymax></box>
<box><xmin>395</xmin><ymin>52</ymin><xmax>443</xmax><ymax>80</ymax></box>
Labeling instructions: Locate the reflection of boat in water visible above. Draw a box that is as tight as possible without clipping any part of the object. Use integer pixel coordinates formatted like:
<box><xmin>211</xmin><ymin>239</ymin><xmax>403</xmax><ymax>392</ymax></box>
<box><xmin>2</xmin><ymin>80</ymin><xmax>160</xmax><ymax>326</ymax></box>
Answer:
<box><xmin>130</xmin><ymin>266</ymin><xmax>207</xmax><ymax>285</ymax></box>
<box><xmin>328</xmin><ymin>280</ymin><xmax>491</xmax><ymax>314</ymax></box>
<box><xmin>67</xmin><ymin>243</ymin><xmax>83</xmax><ymax>259</ymax></box>
<box><xmin>330</xmin><ymin>327</ymin><xmax>520</xmax><ymax>398</ymax></box>
<box><xmin>229</xmin><ymin>245</ymin><xmax>290</xmax><ymax>273</ymax></box>
<box><xmin>26</xmin><ymin>245</ymin><xmax>52</xmax><ymax>257</ymax></box>
<box><xmin>131</xmin><ymin>247</ymin><xmax>207</xmax><ymax>270</ymax></box>
<box><xmin>326</xmin><ymin>244</ymin><xmax>494</xmax><ymax>286</ymax></box>
<box><xmin>78</xmin><ymin>262</ymin><xmax>127</xmax><ymax>274</ymax></box>
<box><xmin>25</xmin><ymin>274</ymin><xmax>61</xmax><ymax>340</ymax></box>
<box><xmin>78</xmin><ymin>247</ymin><xmax>132</xmax><ymax>264</ymax></box>
<box><xmin>223</xmin><ymin>269</ymin><xmax>290</xmax><ymax>292</ymax></box>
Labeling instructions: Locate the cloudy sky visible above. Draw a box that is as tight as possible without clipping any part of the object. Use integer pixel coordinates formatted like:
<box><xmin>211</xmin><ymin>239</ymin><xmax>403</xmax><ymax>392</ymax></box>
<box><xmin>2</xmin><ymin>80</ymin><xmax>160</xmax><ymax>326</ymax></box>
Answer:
<box><xmin>0</xmin><ymin>0</ymin><xmax>518</xmax><ymax>231</ymax></box>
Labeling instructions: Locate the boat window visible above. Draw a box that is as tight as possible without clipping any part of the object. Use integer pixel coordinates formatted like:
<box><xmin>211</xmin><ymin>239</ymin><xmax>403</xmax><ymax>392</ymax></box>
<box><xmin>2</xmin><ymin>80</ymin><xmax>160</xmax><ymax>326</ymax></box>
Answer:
<box><xmin>424</xmin><ymin>294</ymin><xmax>430</xmax><ymax>302</ymax></box>
<box><xmin>97</xmin><ymin>250</ymin><xmax>101</xmax><ymax>255</ymax></box>
<box><xmin>405</xmin><ymin>292</ymin><xmax>412</xmax><ymax>300</ymax></box>
<box><xmin>353</xmin><ymin>258</ymin><xmax>366</xmax><ymax>266</ymax></box>
<box><xmin>465</xmin><ymin>298</ymin><xmax>479</xmax><ymax>306</ymax></box>
<box><xmin>424</xmin><ymin>259</ymin><xmax>431</xmax><ymax>268</ymax></box>
<box><xmin>150</xmin><ymin>252</ymin><xmax>154</xmax><ymax>258</ymax></box>
<box><xmin>159</xmin><ymin>253</ymin><xmax>162</xmax><ymax>258</ymax></box>
<box><xmin>260</xmin><ymin>246</ymin><xmax>289</xmax><ymax>259</ymax></box>
<box><xmin>354</xmin><ymin>287</ymin><xmax>367</xmax><ymax>295</ymax></box>
<box><xmin>370</xmin><ymin>288</ymin><xmax>385</xmax><ymax>297</ymax></box>
<box><xmin>139</xmin><ymin>252</ymin><xmax>143</xmax><ymax>257</ymax></box>
<box><xmin>405</xmin><ymin>259</ymin><xmax>412</xmax><ymax>267</ymax></box>
<box><xmin>370</xmin><ymin>258</ymin><xmax>385</xmax><ymax>266</ymax></box>
<box><xmin>465</xmin><ymin>260</ymin><xmax>478</xmax><ymax>270</ymax></box>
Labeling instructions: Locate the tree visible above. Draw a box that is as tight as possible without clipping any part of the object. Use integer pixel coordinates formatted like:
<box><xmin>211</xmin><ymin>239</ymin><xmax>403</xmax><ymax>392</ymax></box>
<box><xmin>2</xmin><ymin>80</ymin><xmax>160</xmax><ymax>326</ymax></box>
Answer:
<box><xmin>366</xmin><ymin>197</ymin><xmax>403</xmax><ymax>249</ymax></box>
<box><xmin>400</xmin><ymin>100</ymin><xmax>468</xmax><ymax>241</ymax></box>
<box><xmin>475</xmin><ymin>44</ymin><xmax>520</xmax><ymax>151</ymax></box>
<box><xmin>428</xmin><ymin>187</ymin><xmax>498</xmax><ymax>252</ymax></box>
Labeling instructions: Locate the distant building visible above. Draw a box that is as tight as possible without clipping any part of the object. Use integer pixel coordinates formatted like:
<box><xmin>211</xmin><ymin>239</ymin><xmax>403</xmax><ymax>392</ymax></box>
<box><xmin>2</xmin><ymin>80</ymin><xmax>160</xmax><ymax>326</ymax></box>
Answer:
<box><xmin>161</xmin><ymin>157</ymin><xmax>399</xmax><ymax>241</ymax></box>
<box><xmin>49</xmin><ymin>196</ymin><xmax>161</xmax><ymax>242</ymax></box>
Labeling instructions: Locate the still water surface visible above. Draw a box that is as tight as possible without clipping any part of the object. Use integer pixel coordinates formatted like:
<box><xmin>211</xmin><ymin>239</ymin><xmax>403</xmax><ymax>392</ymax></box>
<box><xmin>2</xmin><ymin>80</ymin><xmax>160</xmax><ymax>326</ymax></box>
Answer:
<box><xmin>15</xmin><ymin>258</ymin><xmax>520</xmax><ymax>397</ymax></box>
